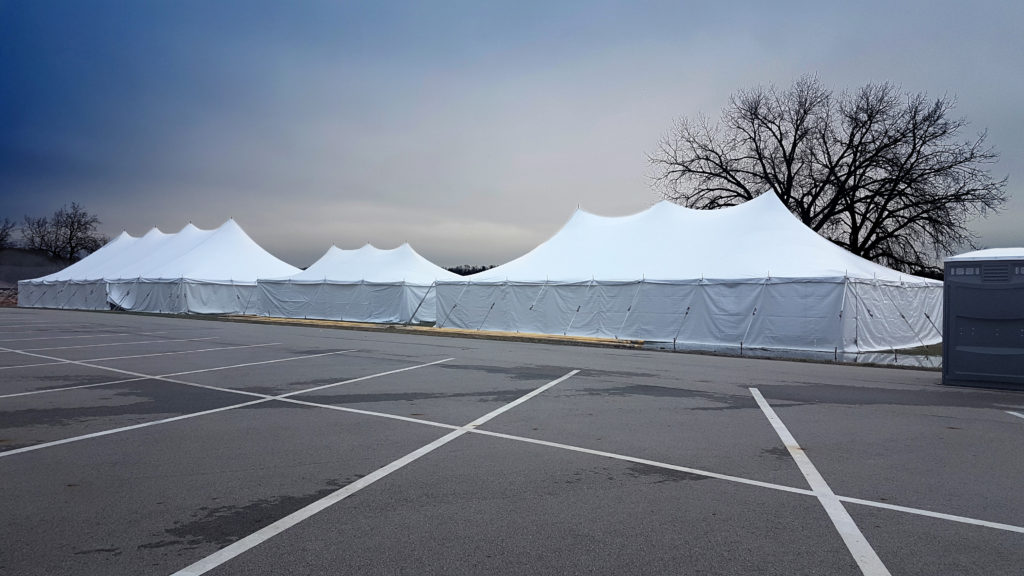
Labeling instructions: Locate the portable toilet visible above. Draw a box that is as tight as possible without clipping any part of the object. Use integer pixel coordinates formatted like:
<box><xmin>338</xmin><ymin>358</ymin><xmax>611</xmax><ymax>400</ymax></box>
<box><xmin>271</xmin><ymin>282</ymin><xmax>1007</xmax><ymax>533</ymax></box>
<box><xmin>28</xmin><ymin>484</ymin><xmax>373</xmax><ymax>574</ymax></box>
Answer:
<box><xmin>943</xmin><ymin>248</ymin><xmax>1024</xmax><ymax>388</ymax></box>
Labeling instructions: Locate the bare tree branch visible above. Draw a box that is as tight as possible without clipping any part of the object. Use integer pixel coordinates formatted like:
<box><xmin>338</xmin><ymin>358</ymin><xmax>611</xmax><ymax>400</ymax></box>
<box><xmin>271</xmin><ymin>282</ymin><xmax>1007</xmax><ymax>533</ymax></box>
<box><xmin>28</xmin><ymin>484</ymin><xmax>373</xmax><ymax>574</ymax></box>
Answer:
<box><xmin>0</xmin><ymin>218</ymin><xmax>15</xmax><ymax>249</ymax></box>
<box><xmin>650</xmin><ymin>76</ymin><xmax>1008</xmax><ymax>275</ymax></box>
<box><xmin>22</xmin><ymin>202</ymin><xmax>107</xmax><ymax>262</ymax></box>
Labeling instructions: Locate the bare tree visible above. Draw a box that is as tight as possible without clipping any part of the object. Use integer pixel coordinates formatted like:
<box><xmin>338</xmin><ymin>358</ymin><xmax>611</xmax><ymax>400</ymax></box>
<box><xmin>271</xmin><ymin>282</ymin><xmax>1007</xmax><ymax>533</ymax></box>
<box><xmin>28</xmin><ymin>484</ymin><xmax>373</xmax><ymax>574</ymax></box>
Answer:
<box><xmin>650</xmin><ymin>76</ymin><xmax>1007</xmax><ymax>276</ymax></box>
<box><xmin>22</xmin><ymin>203</ymin><xmax>107</xmax><ymax>262</ymax></box>
<box><xmin>446</xmin><ymin>264</ymin><xmax>497</xmax><ymax>276</ymax></box>
<box><xmin>0</xmin><ymin>217</ymin><xmax>15</xmax><ymax>248</ymax></box>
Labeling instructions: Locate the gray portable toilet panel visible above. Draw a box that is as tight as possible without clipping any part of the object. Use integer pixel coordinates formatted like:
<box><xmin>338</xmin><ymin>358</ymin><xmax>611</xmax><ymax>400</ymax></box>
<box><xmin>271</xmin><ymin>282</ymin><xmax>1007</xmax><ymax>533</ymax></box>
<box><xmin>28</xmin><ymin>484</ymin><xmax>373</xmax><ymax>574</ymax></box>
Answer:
<box><xmin>943</xmin><ymin>248</ymin><xmax>1024</xmax><ymax>387</ymax></box>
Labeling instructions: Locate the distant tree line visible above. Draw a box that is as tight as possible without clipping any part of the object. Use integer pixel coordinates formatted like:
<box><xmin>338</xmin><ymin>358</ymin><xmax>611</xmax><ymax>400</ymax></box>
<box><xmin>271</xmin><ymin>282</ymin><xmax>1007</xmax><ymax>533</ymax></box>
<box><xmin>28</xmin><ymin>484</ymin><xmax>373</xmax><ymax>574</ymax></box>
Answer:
<box><xmin>0</xmin><ymin>202</ymin><xmax>107</xmax><ymax>262</ymax></box>
<box><xmin>446</xmin><ymin>264</ymin><xmax>496</xmax><ymax>276</ymax></box>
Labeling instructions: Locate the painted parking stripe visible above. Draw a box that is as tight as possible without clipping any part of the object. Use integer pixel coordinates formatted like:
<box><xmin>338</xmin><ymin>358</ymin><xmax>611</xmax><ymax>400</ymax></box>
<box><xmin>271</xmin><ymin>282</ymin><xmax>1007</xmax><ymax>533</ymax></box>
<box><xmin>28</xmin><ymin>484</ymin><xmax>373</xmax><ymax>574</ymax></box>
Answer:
<box><xmin>0</xmin><ymin>346</ymin><xmax>357</xmax><ymax>400</ymax></box>
<box><xmin>471</xmin><ymin>429</ymin><xmax>1024</xmax><ymax>535</ymax></box>
<box><xmin>170</xmin><ymin>370</ymin><xmax>579</xmax><ymax>576</ymax></box>
<box><xmin>0</xmin><ymin>319</ymin><xmax>55</xmax><ymax>324</ymax></box>
<box><xmin>0</xmin><ymin>331</ymin><xmax>168</xmax><ymax>343</ymax></box>
<box><xmin>1007</xmin><ymin>411</ymin><xmax>1024</xmax><ymax>421</ymax></box>
<box><xmin>751</xmin><ymin>388</ymin><xmax>891</xmax><ymax>576</ymax></box>
<box><xmin>0</xmin><ymin>358</ymin><xmax>454</xmax><ymax>457</ymax></box>
<box><xmin>272</xmin><ymin>397</ymin><xmax>1024</xmax><ymax>534</ymax></box>
<box><xmin>0</xmin><ymin>399</ymin><xmax>269</xmax><ymax>458</ymax></box>
<box><xmin>0</xmin><ymin>342</ymin><xmax>277</xmax><ymax>371</ymax></box>
<box><xmin>837</xmin><ymin>495</ymin><xmax>1024</xmax><ymax>534</ymax></box>
<box><xmin>19</xmin><ymin>337</ymin><xmax>217</xmax><ymax>353</ymax></box>
<box><xmin>3</xmin><ymin>344</ymin><xmax>1021</xmax><ymax>540</ymax></box>
<box><xmin>0</xmin><ymin>324</ymin><xmax>92</xmax><ymax>332</ymax></box>
<box><xmin>0</xmin><ymin>320</ymin><xmax>57</xmax><ymax>325</ymax></box>
<box><xmin>132</xmin><ymin>382</ymin><xmax>1024</xmax><ymax>536</ymax></box>
<box><xmin>472</xmin><ymin>428</ymin><xmax>815</xmax><ymax>496</ymax></box>
<box><xmin>88</xmin><ymin>342</ymin><xmax>281</xmax><ymax>362</ymax></box>
<box><xmin>0</xmin><ymin>376</ymin><xmax>148</xmax><ymax>399</ymax></box>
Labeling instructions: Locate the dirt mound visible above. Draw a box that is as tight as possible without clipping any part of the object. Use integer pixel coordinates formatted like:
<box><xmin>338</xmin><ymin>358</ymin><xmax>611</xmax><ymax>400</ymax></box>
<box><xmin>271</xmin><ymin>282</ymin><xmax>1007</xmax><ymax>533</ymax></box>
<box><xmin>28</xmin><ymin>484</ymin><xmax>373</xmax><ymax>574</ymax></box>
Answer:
<box><xmin>0</xmin><ymin>287</ymin><xmax>18</xmax><ymax>307</ymax></box>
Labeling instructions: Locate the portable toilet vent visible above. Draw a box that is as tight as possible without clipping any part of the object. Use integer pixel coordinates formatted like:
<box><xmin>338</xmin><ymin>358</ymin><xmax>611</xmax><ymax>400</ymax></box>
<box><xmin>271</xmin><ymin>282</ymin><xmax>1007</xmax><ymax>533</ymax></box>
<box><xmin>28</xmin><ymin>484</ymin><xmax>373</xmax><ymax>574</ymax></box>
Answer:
<box><xmin>943</xmin><ymin>248</ymin><xmax>1024</xmax><ymax>388</ymax></box>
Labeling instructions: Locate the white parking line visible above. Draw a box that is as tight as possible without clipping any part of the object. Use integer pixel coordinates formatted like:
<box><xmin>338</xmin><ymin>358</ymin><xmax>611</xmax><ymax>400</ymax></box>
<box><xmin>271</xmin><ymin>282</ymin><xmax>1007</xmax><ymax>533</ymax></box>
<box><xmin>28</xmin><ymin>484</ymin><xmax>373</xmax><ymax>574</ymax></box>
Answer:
<box><xmin>0</xmin><ymin>357</ymin><xmax>454</xmax><ymax>458</ymax></box>
<box><xmin>0</xmin><ymin>376</ymin><xmax>148</xmax><ymax>399</ymax></box>
<box><xmin>90</xmin><ymin>342</ymin><xmax>281</xmax><ymax>363</ymax></box>
<box><xmin>19</xmin><ymin>337</ymin><xmax>217</xmax><ymax>353</ymax></box>
<box><xmin>276</xmin><ymin>397</ymin><xmax>463</xmax><ymax>430</ymax></box>
<box><xmin>0</xmin><ymin>399</ymin><xmax>269</xmax><ymax>458</ymax></box>
<box><xmin>837</xmin><ymin>495</ymin><xmax>1024</xmax><ymax>534</ymax></box>
<box><xmin>0</xmin><ymin>341</ymin><xmax>272</xmax><ymax>371</ymax></box>
<box><xmin>273</xmin><ymin>358</ymin><xmax>457</xmax><ymax>400</ymax></box>
<box><xmin>170</xmin><ymin>369</ymin><xmax>579</xmax><ymax>576</ymax></box>
<box><xmin>751</xmin><ymin>388</ymin><xmax>891</xmax><ymax>576</ymax></box>
<box><xmin>0</xmin><ymin>320</ymin><xmax>55</xmax><ymax>324</ymax></box>
<box><xmin>1007</xmin><ymin>411</ymin><xmax>1024</xmax><ymax>421</ymax></box>
<box><xmin>0</xmin><ymin>346</ymin><xmax>358</xmax><ymax>400</ymax></box>
<box><xmin>473</xmin><ymin>428</ymin><xmax>815</xmax><ymax>496</ymax></box>
<box><xmin>0</xmin><ymin>331</ymin><xmax>168</xmax><ymax>343</ymax></box>
<box><xmin>4</xmin><ymin>345</ymin><xmax>1021</xmax><ymax>541</ymax></box>
<box><xmin>470</xmin><ymin>429</ymin><xmax>1024</xmax><ymax>535</ymax></box>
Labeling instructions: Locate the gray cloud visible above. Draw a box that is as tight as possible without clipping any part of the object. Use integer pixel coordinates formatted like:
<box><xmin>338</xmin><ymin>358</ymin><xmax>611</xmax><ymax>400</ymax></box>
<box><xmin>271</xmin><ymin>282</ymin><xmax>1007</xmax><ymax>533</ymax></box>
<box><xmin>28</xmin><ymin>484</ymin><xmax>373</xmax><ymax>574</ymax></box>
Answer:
<box><xmin>2</xmin><ymin>0</ymin><xmax>1021</xmax><ymax>269</ymax></box>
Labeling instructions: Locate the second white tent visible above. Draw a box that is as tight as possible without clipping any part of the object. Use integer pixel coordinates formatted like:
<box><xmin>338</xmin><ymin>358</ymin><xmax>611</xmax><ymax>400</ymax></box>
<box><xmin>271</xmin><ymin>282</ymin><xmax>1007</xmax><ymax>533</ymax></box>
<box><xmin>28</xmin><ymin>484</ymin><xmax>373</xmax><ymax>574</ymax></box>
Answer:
<box><xmin>256</xmin><ymin>243</ymin><xmax>459</xmax><ymax>324</ymax></box>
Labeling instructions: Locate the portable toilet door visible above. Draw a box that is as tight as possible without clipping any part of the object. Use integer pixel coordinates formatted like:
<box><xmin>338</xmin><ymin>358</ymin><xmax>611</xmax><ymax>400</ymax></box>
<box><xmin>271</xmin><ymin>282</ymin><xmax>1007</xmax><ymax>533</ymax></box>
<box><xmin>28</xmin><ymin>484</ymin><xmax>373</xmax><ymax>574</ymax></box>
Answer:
<box><xmin>943</xmin><ymin>248</ymin><xmax>1024</xmax><ymax>388</ymax></box>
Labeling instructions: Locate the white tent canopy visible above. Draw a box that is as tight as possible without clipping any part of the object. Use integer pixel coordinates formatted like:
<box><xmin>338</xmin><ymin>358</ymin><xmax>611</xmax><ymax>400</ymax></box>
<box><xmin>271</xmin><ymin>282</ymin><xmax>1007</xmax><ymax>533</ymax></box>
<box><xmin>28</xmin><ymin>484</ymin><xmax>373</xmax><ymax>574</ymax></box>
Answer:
<box><xmin>19</xmin><ymin>220</ymin><xmax>298</xmax><ymax>314</ymax></box>
<box><xmin>16</xmin><ymin>230</ymin><xmax>141</xmax><ymax>310</ymax></box>
<box><xmin>256</xmin><ymin>243</ymin><xmax>458</xmax><ymax>323</ymax></box>
<box><xmin>437</xmin><ymin>193</ymin><xmax>943</xmax><ymax>352</ymax></box>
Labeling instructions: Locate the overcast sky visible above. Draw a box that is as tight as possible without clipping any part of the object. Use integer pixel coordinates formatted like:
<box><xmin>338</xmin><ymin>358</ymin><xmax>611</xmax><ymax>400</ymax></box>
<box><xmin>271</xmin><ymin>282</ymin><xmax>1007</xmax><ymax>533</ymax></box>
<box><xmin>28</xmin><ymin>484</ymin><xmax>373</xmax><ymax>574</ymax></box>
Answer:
<box><xmin>2</xmin><ymin>0</ymin><xmax>1022</xmax><ymax>268</ymax></box>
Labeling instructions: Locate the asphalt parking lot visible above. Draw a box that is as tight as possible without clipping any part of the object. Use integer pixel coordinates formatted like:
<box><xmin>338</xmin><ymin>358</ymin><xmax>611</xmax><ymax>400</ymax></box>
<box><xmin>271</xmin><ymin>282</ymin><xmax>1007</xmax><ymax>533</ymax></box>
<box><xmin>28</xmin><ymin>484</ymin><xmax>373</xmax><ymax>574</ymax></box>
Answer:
<box><xmin>1</xmin><ymin>308</ymin><xmax>1022</xmax><ymax>576</ymax></box>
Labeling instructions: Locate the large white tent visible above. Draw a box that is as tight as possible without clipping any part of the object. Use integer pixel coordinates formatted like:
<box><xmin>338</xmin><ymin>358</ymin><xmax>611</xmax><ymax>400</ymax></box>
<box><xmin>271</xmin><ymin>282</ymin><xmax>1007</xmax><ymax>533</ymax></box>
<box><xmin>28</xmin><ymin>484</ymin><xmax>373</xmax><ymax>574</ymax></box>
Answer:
<box><xmin>435</xmin><ymin>193</ymin><xmax>943</xmax><ymax>352</ymax></box>
<box><xmin>15</xmin><ymin>229</ymin><xmax>172</xmax><ymax>310</ymax></box>
<box><xmin>256</xmin><ymin>243</ymin><xmax>459</xmax><ymax>323</ymax></box>
<box><xmin>19</xmin><ymin>220</ymin><xmax>298</xmax><ymax>314</ymax></box>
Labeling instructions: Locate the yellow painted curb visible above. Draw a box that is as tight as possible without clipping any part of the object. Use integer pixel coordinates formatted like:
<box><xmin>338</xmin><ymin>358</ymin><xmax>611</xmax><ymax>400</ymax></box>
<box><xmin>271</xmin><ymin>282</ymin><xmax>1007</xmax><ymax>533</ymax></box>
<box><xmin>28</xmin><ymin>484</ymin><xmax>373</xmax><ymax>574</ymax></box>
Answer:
<box><xmin>223</xmin><ymin>315</ymin><xmax>644</xmax><ymax>349</ymax></box>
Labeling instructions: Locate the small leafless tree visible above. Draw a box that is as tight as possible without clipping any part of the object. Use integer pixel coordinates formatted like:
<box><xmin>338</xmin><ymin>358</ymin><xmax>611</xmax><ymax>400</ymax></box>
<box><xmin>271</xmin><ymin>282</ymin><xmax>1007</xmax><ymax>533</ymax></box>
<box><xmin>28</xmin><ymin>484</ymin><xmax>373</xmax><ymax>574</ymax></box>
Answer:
<box><xmin>22</xmin><ymin>202</ymin><xmax>107</xmax><ymax>262</ymax></box>
<box><xmin>0</xmin><ymin>218</ymin><xmax>15</xmax><ymax>248</ymax></box>
<box><xmin>446</xmin><ymin>264</ymin><xmax>497</xmax><ymax>276</ymax></box>
<box><xmin>650</xmin><ymin>76</ymin><xmax>1008</xmax><ymax>276</ymax></box>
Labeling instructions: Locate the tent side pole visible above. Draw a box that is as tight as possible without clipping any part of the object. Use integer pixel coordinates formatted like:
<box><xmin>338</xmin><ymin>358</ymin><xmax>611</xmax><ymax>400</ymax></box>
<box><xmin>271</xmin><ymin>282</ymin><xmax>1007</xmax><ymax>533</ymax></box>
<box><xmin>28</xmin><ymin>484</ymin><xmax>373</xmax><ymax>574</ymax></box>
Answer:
<box><xmin>28</xmin><ymin>281</ymin><xmax>49</xmax><ymax>308</ymax></box>
<box><xmin>306</xmin><ymin>280</ymin><xmax>327</xmax><ymax>319</ymax></box>
<box><xmin>739</xmin><ymin>279</ymin><xmax>769</xmax><ymax>351</ymax></box>
<box><xmin>922</xmin><ymin>310</ymin><xmax>942</xmax><ymax>339</ymax></box>
<box><xmin>920</xmin><ymin>285</ymin><xmax>943</xmax><ymax>340</ymax></box>
<box><xmin>878</xmin><ymin>279</ymin><xmax>928</xmax><ymax>349</ymax></box>
<box><xmin>671</xmin><ymin>281</ymin><xmax>701</xmax><ymax>348</ymax></box>
<box><xmin>564</xmin><ymin>280</ymin><xmax>594</xmax><ymax>336</ymax></box>
<box><xmin>837</xmin><ymin>277</ymin><xmax>849</xmax><ymax>353</ymax></box>
<box><xmin>615</xmin><ymin>280</ymin><xmax>644</xmax><ymax>340</ymax></box>
<box><xmin>340</xmin><ymin>280</ymin><xmax>362</xmax><ymax>322</ymax></box>
<box><xmin>438</xmin><ymin>282</ymin><xmax>469</xmax><ymax>329</ymax></box>
<box><xmin>477</xmin><ymin>295</ymin><xmax>496</xmax><ymax>331</ymax></box>
<box><xmin>405</xmin><ymin>283</ymin><xmax>435</xmax><ymax>325</ymax></box>
<box><xmin>241</xmin><ymin>281</ymin><xmax>257</xmax><ymax>316</ymax></box>
<box><xmin>112</xmin><ymin>277</ymin><xmax>138</xmax><ymax>311</ymax></box>
<box><xmin>61</xmin><ymin>281</ymin><xmax>83</xmax><ymax>310</ymax></box>
<box><xmin>475</xmin><ymin>280</ymin><xmax>506</xmax><ymax>330</ymax></box>
<box><xmin>846</xmin><ymin>279</ymin><xmax>867</xmax><ymax>354</ymax></box>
